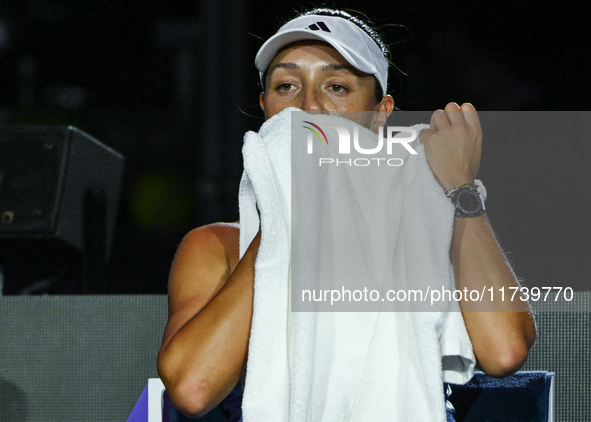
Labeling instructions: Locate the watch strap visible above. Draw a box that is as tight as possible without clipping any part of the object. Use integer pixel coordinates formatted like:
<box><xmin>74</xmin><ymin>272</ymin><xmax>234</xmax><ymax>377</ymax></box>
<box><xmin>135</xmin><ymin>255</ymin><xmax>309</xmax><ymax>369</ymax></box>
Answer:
<box><xmin>448</xmin><ymin>182</ymin><xmax>486</xmax><ymax>218</ymax></box>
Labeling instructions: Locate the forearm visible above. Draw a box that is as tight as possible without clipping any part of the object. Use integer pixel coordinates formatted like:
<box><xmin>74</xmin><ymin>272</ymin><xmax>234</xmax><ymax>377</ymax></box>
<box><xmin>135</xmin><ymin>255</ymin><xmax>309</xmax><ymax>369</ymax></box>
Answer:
<box><xmin>452</xmin><ymin>215</ymin><xmax>536</xmax><ymax>376</ymax></box>
<box><xmin>421</xmin><ymin>103</ymin><xmax>536</xmax><ymax>376</ymax></box>
<box><xmin>158</xmin><ymin>232</ymin><xmax>259</xmax><ymax>417</ymax></box>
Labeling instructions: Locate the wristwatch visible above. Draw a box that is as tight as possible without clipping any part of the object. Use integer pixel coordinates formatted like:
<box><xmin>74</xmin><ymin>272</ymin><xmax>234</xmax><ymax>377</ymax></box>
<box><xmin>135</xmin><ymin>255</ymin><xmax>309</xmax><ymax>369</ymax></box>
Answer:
<box><xmin>449</xmin><ymin>187</ymin><xmax>485</xmax><ymax>218</ymax></box>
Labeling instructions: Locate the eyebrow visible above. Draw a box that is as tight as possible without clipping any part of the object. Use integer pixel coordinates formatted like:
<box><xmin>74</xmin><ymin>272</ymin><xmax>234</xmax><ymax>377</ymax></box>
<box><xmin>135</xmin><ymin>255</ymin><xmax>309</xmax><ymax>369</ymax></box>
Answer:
<box><xmin>267</xmin><ymin>62</ymin><xmax>299</xmax><ymax>76</ymax></box>
<box><xmin>322</xmin><ymin>63</ymin><xmax>356</xmax><ymax>73</ymax></box>
<box><xmin>267</xmin><ymin>62</ymin><xmax>357</xmax><ymax>79</ymax></box>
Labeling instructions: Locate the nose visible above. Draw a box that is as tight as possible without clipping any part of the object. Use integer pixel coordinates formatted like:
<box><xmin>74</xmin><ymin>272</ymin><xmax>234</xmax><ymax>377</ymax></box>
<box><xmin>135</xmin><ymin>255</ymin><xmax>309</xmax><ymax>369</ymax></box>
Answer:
<box><xmin>299</xmin><ymin>86</ymin><xmax>325</xmax><ymax>112</ymax></box>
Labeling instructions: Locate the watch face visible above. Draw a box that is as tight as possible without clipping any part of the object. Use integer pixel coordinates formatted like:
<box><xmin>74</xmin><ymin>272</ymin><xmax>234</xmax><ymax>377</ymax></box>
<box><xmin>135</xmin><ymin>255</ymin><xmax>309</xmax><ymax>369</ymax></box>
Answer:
<box><xmin>456</xmin><ymin>189</ymin><xmax>482</xmax><ymax>214</ymax></box>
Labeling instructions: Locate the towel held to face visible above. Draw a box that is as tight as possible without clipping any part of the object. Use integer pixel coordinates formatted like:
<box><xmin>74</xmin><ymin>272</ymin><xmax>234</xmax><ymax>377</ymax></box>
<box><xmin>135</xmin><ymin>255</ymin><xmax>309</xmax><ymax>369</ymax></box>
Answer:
<box><xmin>238</xmin><ymin>108</ymin><xmax>475</xmax><ymax>422</ymax></box>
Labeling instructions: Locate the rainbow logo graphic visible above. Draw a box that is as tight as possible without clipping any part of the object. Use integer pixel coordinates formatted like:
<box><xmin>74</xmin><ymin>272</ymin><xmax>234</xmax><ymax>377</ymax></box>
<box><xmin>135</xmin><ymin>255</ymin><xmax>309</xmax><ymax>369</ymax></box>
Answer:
<box><xmin>302</xmin><ymin>121</ymin><xmax>329</xmax><ymax>145</ymax></box>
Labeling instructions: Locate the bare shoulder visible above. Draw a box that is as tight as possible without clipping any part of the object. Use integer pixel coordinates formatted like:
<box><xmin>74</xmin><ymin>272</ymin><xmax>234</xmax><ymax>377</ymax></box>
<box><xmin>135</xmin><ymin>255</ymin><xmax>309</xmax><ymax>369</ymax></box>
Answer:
<box><xmin>169</xmin><ymin>222</ymin><xmax>240</xmax><ymax>297</ymax></box>
<box><xmin>163</xmin><ymin>222</ymin><xmax>240</xmax><ymax>346</ymax></box>
<box><xmin>173</xmin><ymin>222</ymin><xmax>240</xmax><ymax>269</ymax></box>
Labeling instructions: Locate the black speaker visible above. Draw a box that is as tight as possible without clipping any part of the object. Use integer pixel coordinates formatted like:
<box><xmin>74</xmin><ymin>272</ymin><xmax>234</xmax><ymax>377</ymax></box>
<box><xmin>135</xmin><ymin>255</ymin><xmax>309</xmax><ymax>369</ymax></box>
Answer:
<box><xmin>0</xmin><ymin>126</ymin><xmax>124</xmax><ymax>275</ymax></box>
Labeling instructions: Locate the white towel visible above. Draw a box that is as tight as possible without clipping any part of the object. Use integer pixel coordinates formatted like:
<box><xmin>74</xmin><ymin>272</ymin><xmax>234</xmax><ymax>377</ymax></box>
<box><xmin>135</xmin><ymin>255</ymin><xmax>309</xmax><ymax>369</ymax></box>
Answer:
<box><xmin>238</xmin><ymin>108</ymin><xmax>475</xmax><ymax>422</ymax></box>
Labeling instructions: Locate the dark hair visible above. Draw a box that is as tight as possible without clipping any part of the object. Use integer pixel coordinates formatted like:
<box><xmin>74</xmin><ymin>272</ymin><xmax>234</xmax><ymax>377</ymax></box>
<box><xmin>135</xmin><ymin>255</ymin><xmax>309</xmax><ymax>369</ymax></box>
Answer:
<box><xmin>262</xmin><ymin>8</ymin><xmax>390</xmax><ymax>103</ymax></box>
<box><xmin>298</xmin><ymin>8</ymin><xmax>389</xmax><ymax>102</ymax></box>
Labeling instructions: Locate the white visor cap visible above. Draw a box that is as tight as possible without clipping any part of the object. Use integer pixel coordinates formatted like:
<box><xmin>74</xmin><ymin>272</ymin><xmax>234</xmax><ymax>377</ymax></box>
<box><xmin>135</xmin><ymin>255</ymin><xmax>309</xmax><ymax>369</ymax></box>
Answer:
<box><xmin>255</xmin><ymin>15</ymin><xmax>388</xmax><ymax>95</ymax></box>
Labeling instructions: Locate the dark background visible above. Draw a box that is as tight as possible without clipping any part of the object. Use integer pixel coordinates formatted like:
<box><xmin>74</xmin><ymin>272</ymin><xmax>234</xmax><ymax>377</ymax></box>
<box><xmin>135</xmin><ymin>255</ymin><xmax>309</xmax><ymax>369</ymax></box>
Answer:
<box><xmin>0</xmin><ymin>0</ymin><xmax>589</xmax><ymax>294</ymax></box>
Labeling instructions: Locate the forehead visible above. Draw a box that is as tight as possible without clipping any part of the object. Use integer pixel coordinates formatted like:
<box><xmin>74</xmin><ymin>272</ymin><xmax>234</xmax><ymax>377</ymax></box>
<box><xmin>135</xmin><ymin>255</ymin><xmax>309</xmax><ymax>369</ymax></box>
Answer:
<box><xmin>266</xmin><ymin>40</ymin><xmax>368</xmax><ymax>78</ymax></box>
<box><xmin>269</xmin><ymin>41</ymin><xmax>348</xmax><ymax>68</ymax></box>
<box><xmin>272</xmin><ymin>40</ymin><xmax>343</xmax><ymax>59</ymax></box>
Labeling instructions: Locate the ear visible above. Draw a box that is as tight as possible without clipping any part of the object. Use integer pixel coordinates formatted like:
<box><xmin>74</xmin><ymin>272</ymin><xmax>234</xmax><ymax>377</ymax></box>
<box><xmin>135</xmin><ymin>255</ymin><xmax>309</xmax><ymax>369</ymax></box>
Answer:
<box><xmin>378</xmin><ymin>94</ymin><xmax>394</xmax><ymax>112</ymax></box>
<box><xmin>371</xmin><ymin>95</ymin><xmax>395</xmax><ymax>131</ymax></box>
<box><xmin>259</xmin><ymin>92</ymin><xmax>265</xmax><ymax>112</ymax></box>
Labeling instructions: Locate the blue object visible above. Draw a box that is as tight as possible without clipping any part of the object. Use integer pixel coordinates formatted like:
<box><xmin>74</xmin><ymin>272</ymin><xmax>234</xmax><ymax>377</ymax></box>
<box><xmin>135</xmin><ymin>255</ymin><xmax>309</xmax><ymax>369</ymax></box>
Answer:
<box><xmin>448</xmin><ymin>371</ymin><xmax>554</xmax><ymax>422</ymax></box>
<box><xmin>130</xmin><ymin>372</ymin><xmax>553</xmax><ymax>421</ymax></box>
<box><xmin>162</xmin><ymin>383</ymin><xmax>242</xmax><ymax>422</ymax></box>
<box><xmin>126</xmin><ymin>385</ymin><xmax>149</xmax><ymax>422</ymax></box>
<box><xmin>165</xmin><ymin>381</ymin><xmax>450</xmax><ymax>421</ymax></box>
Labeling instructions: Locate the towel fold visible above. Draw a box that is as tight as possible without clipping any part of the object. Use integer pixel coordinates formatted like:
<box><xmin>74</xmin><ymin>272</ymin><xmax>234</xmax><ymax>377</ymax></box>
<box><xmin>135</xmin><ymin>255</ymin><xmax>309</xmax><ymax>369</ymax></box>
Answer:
<box><xmin>239</xmin><ymin>108</ymin><xmax>475</xmax><ymax>422</ymax></box>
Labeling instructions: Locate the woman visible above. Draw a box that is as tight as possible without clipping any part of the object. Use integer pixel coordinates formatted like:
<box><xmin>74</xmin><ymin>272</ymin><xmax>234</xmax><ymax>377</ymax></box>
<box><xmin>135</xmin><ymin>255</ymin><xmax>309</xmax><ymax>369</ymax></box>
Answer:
<box><xmin>157</xmin><ymin>8</ymin><xmax>536</xmax><ymax>420</ymax></box>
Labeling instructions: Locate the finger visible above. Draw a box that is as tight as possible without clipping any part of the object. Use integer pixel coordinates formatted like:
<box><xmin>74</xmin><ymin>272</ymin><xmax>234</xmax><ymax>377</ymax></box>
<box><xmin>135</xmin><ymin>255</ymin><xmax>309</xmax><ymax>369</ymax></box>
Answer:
<box><xmin>429</xmin><ymin>109</ymin><xmax>449</xmax><ymax>132</ymax></box>
<box><xmin>443</xmin><ymin>102</ymin><xmax>461</xmax><ymax>112</ymax></box>
<box><xmin>418</xmin><ymin>127</ymin><xmax>433</xmax><ymax>144</ymax></box>
<box><xmin>443</xmin><ymin>102</ymin><xmax>465</xmax><ymax>127</ymax></box>
<box><xmin>460</xmin><ymin>103</ymin><xmax>481</xmax><ymax>132</ymax></box>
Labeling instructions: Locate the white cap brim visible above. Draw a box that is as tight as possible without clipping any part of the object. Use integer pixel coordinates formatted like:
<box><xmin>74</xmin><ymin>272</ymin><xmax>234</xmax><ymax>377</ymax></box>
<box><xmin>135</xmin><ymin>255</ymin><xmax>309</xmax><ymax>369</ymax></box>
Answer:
<box><xmin>255</xmin><ymin>15</ymin><xmax>388</xmax><ymax>94</ymax></box>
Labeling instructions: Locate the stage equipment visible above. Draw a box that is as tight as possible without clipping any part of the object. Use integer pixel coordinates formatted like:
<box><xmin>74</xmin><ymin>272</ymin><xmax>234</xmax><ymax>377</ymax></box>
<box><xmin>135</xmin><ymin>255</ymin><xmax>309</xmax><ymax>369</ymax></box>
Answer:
<box><xmin>0</xmin><ymin>126</ymin><xmax>124</xmax><ymax>293</ymax></box>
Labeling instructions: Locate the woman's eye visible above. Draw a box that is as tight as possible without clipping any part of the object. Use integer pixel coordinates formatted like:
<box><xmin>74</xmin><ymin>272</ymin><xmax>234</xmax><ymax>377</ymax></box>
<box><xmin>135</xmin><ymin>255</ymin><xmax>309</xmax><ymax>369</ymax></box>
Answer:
<box><xmin>329</xmin><ymin>85</ymin><xmax>345</xmax><ymax>92</ymax></box>
<box><xmin>278</xmin><ymin>83</ymin><xmax>294</xmax><ymax>91</ymax></box>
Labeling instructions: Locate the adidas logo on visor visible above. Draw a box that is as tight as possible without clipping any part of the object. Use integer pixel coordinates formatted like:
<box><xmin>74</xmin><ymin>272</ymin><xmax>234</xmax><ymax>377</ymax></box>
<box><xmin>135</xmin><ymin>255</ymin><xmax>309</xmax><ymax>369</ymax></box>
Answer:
<box><xmin>307</xmin><ymin>21</ymin><xmax>331</xmax><ymax>32</ymax></box>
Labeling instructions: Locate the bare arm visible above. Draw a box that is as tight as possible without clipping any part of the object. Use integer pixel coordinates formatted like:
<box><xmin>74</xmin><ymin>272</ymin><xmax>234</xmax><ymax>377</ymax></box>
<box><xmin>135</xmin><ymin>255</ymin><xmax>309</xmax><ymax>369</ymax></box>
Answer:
<box><xmin>421</xmin><ymin>102</ymin><xmax>536</xmax><ymax>377</ymax></box>
<box><xmin>451</xmin><ymin>214</ymin><xmax>535</xmax><ymax>376</ymax></box>
<box><xmin>157</xmin><ymin>224</ymin><xmax>260</xmax><ymax>417</ymax></box>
